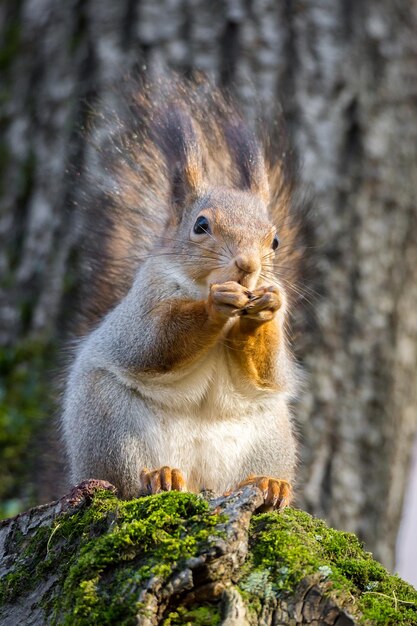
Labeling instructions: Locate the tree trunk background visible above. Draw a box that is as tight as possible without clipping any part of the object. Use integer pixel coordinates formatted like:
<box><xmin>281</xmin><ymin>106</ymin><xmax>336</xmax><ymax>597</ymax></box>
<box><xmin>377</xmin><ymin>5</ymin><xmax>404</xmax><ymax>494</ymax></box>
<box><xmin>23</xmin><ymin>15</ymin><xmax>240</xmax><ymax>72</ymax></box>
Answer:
<box><xmin>1</xmin><ymin>1</ymin><xmax>417</xmax><ymax>570</ymax></box>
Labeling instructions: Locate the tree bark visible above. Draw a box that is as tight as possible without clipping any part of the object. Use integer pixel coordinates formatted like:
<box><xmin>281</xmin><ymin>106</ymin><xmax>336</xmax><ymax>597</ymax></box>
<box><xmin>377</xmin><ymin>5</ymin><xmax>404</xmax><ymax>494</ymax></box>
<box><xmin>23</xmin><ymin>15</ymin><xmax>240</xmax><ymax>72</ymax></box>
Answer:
<box><xmin>1</xmin><ymin>1</ymin><xmax>417</xmax><ymax>569</ymax></box>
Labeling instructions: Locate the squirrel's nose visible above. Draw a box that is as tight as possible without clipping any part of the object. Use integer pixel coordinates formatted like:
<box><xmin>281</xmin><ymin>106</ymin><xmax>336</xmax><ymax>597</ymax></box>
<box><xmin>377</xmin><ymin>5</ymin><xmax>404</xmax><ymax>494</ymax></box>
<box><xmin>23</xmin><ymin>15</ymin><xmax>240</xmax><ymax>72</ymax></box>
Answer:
<box><xmin>234</xmin><ymin>254</ymin><xmax>259</xmax><ymax>275</ymax></box>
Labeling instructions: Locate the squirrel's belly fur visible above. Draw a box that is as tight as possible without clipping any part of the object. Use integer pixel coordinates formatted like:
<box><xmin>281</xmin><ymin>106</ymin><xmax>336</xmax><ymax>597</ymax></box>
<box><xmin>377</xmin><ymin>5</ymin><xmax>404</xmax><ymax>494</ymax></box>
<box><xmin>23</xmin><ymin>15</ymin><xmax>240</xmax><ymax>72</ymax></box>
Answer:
<box><xmin>62</xmin><ymin>74</ymin><xmax>308</xmax><ymax>503</ymax></box>
<box><xmin>64</xmin><ymin>332</ymin><xmax>296</xmax><ymax>497</ymax></box>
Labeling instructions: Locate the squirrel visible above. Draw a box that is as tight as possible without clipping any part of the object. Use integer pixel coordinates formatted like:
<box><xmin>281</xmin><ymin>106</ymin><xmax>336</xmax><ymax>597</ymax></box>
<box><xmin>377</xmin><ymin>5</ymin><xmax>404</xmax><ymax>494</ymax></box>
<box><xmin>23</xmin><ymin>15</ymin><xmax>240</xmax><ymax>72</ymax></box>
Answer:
<box><xmin>62</xmin><ymin>74</ymin><xmax>308</xmax><ymax>510</ymax></box>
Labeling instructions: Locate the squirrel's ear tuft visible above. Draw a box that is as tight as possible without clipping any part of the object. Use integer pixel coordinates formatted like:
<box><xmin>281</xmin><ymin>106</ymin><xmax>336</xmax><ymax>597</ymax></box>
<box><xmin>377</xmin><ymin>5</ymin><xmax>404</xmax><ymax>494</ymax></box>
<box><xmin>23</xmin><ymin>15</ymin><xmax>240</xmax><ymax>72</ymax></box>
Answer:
<box><xmin>224</xmin><ymin>119</ymin><xmax>269</xmax><ymax>204</ymax></box>
<box><xmin>152</xmin><ymin>106</ymin><xmax>204</xmax><ymax>209</ymax></box>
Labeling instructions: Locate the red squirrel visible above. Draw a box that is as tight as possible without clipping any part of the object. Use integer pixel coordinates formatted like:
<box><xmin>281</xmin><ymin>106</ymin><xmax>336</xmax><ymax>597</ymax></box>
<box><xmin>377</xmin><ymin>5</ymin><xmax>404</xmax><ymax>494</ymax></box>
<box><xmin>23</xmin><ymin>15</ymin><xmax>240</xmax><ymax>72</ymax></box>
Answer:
<box><xmin>62</xmin><ymin>75</ymin><xmax>308</xmax><ymax>510</ymax></box>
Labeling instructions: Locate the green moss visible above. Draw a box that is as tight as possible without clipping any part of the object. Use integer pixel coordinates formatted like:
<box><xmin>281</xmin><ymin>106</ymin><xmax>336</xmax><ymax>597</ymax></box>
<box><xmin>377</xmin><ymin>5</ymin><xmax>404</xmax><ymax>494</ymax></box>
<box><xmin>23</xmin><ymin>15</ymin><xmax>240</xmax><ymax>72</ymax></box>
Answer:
<box><xmin>0</xmin><ymin>339</ymin><xmax>55</xmax><ymax>517</ymax></box>
<box><xmin>60</xmin><ymin>491</ymin><xmax>224</xmax><ymax>624</ymax></box>
<box><xmin>163</xmin><ymin>604</ymin><xmax>221</xmax><ymax>625</ymax></box>
<box><xmin>240</xmin><ymin>508</ymin><xmax>417</xmax><ymax>626</ymax></box>
<box><xmin>0</xmin><ymin>490</ymin><xmax>226</xmax><ymax>625</ymax></box>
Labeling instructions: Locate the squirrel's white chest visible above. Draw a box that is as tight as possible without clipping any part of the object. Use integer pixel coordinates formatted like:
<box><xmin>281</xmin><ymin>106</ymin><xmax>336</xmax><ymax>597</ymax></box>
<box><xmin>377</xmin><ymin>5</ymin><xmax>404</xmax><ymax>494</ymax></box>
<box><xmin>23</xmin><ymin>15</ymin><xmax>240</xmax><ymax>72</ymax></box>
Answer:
<box><xmin>133</xmin><ymin>346</ymin><xmax>271</xmax><ymax>492</ymax></box>
<box><xmin>142</xmin><ymin>411</ymin><xmax>261</xmax><ymax>492</ymax></box>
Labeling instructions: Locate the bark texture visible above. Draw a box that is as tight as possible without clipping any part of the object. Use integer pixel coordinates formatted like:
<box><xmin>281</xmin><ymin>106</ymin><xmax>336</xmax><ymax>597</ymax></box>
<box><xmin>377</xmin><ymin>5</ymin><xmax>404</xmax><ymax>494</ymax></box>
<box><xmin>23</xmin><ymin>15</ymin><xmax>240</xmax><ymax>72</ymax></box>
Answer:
<box><xmin>2</xmin><ymin>481</ymin><xmax>417</xmax><ymax>626</ymax></box>
<box><xmin>1</xmin><ymin>1</ymin><xmax>417</xmax><ymax>569</ymax></box>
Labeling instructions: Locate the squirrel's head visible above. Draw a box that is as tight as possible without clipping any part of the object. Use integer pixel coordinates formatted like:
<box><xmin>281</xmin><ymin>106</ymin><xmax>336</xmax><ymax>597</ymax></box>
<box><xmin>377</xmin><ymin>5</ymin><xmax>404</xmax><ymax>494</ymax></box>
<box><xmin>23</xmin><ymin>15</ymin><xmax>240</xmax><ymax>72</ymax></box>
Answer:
<box><xmin>177</xmin><ymin>188</ymin><xmax>278</xmax><ymax>291</ymax></box>
<box><xmin>155</xmin><ymin>103</ymin><xmax>282</xmax><ymax>292</ymax></box>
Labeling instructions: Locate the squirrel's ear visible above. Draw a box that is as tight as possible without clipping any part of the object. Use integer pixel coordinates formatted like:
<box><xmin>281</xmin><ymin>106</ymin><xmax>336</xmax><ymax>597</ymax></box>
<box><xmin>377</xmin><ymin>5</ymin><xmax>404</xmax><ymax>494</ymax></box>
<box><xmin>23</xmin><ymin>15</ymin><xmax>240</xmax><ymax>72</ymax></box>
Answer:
<box><xmin>152</xmin><ymin>107</ymin><xmax>204</xmax><ymax>210</ymax></box>
<box><xmin>224</xmin><ymin>119</ymin><xmax>270</xmax><ymax>204</ymax></box>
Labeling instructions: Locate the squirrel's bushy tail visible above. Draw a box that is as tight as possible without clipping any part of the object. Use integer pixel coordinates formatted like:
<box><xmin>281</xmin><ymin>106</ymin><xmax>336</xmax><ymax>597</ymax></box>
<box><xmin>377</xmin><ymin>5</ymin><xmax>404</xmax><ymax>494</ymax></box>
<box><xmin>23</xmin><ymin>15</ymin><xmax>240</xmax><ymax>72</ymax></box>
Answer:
<box><xmin>76</xmin><ymin>74</ymin><xmax>310</xmax><ymax>333</ymax></box>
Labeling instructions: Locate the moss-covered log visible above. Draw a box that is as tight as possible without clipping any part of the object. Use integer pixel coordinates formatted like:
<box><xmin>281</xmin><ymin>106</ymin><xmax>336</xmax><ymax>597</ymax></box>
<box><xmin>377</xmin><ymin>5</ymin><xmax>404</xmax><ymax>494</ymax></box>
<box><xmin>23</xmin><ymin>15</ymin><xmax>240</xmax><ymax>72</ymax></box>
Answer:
<box><xmin>0</xmin><ymin>480</ymin><xmax>416</xmax><ymax>626</ymax></box>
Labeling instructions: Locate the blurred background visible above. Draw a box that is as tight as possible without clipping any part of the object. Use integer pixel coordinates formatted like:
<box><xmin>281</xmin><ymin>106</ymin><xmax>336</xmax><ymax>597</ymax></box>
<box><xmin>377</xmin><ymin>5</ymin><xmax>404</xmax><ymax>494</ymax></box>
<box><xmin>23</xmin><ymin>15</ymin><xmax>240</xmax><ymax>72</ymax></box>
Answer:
<box><xmin>1</xmin><ymin>0</ymin><xmax>417</xmax><ymax>584</ymax></box>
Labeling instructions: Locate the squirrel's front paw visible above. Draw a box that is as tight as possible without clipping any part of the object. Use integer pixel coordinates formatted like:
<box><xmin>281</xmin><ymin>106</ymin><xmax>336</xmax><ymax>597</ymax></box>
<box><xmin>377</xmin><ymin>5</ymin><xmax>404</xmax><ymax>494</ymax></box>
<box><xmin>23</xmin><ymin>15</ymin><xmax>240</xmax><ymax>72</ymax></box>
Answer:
<box><xmin>241</xmin><ymin>285</ymin><xmax>282</xmax><ymax>321</ymax></box>
<box><xmin>139</xmin><ymin>466</ymin><xmax>187</xmax><ymax>495</ymax></box>
<box><xmin>208</xmin><ymin>281</ymin><xmax>252</xmax><ymax>319</ymax></box>
<box><xmin>237</xmin><ymin>475</ymin><xmax>292</xmax><ymax>511</ymax></box>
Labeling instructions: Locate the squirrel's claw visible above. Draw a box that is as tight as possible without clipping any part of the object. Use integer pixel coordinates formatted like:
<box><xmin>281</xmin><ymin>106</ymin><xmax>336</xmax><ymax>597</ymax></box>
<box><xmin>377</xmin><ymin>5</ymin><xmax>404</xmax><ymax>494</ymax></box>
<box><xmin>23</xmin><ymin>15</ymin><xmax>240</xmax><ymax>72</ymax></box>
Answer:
<box><xmin>236</xmin><ymin>475</ymin><xmax>292</xmax><ymax>511</ymax></box>
<box><xmin>139</xmin><ymin>466</ymin><xmax>187</xmax><ymax>495</ymax></box>
<box><xmin>208</xmin><ymin>282</ymin><xmax>282</xmax><ymax>321</ymax></box>
<box><xmin>208</xmin><ymin>281</ymin><xmax>252</xmax><ymax>318</ymax></box>
<box><xmin>241</xmin><ymin>285</ymin><xmax>282</xmax><ymax>320</ymax></box>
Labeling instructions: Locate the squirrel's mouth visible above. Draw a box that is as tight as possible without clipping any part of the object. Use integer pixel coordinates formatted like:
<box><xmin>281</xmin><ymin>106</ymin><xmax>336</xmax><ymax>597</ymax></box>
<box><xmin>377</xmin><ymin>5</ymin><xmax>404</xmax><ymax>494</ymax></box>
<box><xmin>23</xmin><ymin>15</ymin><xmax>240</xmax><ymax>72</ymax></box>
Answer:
<box><xmin>237</xmin><ymin>274</ymin><xmax>259</xmax><ymax>290</ymax></box>
<box><xmin>204</xmin><ymin>266</ymin><xmax>260</xmax><ymax>291</ymax></box>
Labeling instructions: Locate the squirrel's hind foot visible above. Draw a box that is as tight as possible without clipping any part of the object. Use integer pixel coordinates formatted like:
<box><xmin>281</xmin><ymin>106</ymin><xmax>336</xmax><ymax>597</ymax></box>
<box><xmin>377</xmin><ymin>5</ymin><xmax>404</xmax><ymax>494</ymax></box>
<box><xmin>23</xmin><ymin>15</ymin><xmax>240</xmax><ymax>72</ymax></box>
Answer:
<box><xmin>139</xmin><ymin>466</ymin><xmax>187</xmax><ymax>495</ymax></box>
<box><xmin>236</xmin><ymin>475</ymin><xmax>292</xmax><ymax>511</ymax></box>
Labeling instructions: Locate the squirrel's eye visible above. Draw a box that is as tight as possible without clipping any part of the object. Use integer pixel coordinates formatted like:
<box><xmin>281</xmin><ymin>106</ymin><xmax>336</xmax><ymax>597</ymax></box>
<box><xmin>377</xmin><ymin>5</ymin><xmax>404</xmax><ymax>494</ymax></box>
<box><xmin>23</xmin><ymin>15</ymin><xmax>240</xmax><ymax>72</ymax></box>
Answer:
<box><xmin>272</xmin><ymin>234</ymin><xmax>280</xmax><ymax>251</ymax></box>
<box><xmin>193</xmin><ymin>215</ymin><xmax>210</xmax><ymax>235</ymax></box>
